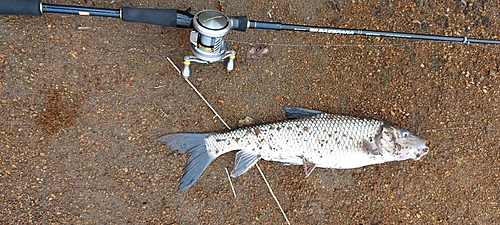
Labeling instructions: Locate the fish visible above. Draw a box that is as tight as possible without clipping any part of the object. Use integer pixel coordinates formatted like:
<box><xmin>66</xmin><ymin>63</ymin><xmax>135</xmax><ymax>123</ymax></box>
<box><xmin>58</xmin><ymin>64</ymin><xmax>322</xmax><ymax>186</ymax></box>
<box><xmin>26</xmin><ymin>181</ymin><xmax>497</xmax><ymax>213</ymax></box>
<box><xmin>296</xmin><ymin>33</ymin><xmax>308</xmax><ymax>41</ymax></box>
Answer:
<box><xmin>159</xmin><ymin>107</ymin><xmax>429</xmax><ymax>191</ymax></box>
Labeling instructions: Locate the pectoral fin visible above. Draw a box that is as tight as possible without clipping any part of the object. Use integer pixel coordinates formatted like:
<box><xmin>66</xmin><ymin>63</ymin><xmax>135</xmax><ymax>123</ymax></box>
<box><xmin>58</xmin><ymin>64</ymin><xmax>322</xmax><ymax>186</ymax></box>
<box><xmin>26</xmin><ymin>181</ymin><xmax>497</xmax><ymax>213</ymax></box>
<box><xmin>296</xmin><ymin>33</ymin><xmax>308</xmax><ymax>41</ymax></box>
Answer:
<box><xmin>231</xmin><ymin>150</ymin><xmax>261</xmax><ymax>178</ymax></box>
<box><xmin>361</xmin><ymin>138</ymin><xmax>381</xmax><ymax>155</ymax></box>
<box><xmin>303</xmin><ymin>158</ymin><xmax>317</xmax><ymax>178</ymax></box>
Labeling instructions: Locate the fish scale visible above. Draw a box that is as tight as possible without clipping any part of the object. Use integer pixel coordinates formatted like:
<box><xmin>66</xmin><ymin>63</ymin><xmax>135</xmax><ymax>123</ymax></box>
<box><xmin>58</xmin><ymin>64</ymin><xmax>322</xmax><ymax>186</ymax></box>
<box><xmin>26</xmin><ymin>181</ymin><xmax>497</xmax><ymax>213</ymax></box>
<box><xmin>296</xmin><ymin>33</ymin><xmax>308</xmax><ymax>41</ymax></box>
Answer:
<box><xmin>205</xmin><ymin>114</ymin><xmax>384</xmax><ymax>168</ymax></box>
<box><xmin>159</xmin><ymin>107</ymin><xmax>428</xmax><ymax>191</ymax></box>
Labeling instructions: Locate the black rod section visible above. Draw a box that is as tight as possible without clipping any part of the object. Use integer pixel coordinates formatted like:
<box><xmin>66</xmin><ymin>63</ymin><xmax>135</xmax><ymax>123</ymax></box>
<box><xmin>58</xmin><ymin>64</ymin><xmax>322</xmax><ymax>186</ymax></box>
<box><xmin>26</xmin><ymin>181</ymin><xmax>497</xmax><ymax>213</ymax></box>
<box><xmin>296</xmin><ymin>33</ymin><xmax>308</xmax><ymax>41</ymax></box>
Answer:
<box><xmin>249</xmin><ymin>21</ymin><xmax>500</xmax><ymax>45</ymax></box>
<box><xmin>41</xmin><ymin>3</ymin><xmax>120</xmax><ymax>18</ymax></box>
<box><xmin>40</xmin><ymin>3</ymin><xmax>191</xmax><ymax>28</ymax></box>
<box><xmin>0</xmin><ymin>0</ymin><xmax>42</xmax><ymax>16</ymax></box>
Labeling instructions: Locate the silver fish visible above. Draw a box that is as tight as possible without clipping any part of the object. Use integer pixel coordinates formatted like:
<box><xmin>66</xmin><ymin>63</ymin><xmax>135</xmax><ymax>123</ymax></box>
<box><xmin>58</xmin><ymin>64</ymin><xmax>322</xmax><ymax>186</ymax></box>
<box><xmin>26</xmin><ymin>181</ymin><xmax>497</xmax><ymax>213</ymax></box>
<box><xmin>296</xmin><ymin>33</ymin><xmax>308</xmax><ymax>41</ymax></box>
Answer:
<box><xmin>159</xmin><ymin>107</ymin><xmax>429</xmax><ymax>191</ymax></box>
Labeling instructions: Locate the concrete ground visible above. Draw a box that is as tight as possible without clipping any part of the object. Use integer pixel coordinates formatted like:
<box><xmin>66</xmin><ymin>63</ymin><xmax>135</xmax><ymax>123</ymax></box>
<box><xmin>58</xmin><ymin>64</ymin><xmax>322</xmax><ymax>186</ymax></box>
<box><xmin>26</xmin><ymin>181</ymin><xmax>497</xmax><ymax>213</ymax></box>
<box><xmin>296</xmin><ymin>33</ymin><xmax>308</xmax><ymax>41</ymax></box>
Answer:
<box><xmin>1</xmin><ymin>0</ymin><xmax>499</xmax><ymax>224</ymax></box>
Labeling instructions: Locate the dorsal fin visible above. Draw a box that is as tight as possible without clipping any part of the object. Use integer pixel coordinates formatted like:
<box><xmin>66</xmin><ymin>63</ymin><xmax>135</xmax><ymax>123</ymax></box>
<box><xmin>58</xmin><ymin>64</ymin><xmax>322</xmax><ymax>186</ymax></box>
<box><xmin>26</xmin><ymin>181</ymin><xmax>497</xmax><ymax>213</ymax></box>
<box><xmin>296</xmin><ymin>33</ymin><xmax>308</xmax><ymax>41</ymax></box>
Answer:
<box><xmin>284</xmin><ymin>107</ymin><xmax>326</xmax><ymax>119</ymax></box>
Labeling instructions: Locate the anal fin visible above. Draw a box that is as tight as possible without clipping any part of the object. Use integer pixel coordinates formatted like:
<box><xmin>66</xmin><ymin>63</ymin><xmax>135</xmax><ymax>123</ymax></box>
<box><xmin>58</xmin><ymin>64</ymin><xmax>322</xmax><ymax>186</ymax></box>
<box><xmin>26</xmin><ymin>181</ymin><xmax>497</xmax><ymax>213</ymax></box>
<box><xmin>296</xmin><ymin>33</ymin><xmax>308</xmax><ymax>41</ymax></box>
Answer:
<box><xmin>303</xmin><ymin>158</ymin><xmax>317</xmax><ymax>178</ymax></box>
<box><xmin>231</xmin><ymin>150</ymin><xmax>261</xmax><ymax>178</ymax></box>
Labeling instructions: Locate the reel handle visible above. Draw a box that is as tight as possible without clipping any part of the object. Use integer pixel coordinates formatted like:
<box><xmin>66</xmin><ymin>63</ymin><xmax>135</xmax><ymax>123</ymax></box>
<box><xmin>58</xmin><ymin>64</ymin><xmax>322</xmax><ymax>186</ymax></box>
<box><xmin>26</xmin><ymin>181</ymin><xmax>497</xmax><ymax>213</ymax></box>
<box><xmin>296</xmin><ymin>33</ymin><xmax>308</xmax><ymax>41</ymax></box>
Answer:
<box><xmin>0</xmin><ymin>0</ymin><xmax>42</xmax><ymax>16</ymax></box>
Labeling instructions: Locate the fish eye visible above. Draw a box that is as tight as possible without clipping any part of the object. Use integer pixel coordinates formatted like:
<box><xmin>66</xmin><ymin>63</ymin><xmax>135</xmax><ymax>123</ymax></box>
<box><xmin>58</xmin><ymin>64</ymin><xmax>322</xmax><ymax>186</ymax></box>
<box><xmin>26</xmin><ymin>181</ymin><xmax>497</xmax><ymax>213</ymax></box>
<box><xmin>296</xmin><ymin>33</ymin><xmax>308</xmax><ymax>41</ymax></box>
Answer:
<box><xmin>400</xmin><ymin>129</ymin><xmax>410</xmax><ymax>138</ymax></box>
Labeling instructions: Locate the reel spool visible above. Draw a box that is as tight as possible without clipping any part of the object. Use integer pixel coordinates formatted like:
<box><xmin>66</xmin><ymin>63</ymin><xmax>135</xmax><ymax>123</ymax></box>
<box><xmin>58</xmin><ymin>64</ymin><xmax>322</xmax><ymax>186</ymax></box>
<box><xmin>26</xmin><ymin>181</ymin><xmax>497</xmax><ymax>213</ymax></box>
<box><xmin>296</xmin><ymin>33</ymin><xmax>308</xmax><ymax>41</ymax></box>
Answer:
<box><xmin>183</xmin><ymin>10</ymin><xmax>236</xmax><ymax>77</ymax></box>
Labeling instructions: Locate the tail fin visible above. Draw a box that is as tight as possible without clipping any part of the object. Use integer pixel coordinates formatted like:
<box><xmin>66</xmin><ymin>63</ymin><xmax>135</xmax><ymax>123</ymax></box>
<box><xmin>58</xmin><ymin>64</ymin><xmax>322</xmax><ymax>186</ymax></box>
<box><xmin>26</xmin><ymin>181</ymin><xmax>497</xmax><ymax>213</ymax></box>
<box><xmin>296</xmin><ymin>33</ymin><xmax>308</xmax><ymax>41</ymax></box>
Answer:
<box><xmin>159</xmin><ymin>133</ymin><xmax>215</xmax><ymax>191</ymax></box>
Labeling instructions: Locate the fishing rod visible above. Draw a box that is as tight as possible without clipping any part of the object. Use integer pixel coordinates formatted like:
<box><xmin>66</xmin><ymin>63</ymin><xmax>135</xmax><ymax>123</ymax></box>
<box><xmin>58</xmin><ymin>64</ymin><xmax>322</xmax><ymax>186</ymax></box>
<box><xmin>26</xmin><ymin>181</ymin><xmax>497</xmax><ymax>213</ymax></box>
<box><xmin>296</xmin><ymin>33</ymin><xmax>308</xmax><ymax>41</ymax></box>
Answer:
<box><xmin>2</xmin><ymin>0</ymin><xmax>500</xmax><ymax>77</ymax></box>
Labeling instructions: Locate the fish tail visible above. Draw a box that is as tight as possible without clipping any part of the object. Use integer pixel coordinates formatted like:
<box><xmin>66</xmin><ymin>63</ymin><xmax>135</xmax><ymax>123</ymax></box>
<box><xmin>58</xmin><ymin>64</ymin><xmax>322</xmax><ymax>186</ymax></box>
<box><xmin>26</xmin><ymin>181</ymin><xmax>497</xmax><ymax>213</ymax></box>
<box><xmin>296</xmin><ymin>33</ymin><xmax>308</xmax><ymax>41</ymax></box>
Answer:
<box><xmin>159</xmin><ymin>133</ymin><xmax>215</xmax><ymax>191</ymax></box>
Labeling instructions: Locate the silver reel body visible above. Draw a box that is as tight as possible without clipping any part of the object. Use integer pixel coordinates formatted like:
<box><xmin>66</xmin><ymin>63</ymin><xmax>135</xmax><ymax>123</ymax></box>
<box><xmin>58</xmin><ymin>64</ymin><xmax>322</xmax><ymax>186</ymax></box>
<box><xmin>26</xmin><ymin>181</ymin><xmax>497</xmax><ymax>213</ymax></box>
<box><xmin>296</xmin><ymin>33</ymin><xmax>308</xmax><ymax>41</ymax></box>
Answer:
<box><xmin>183</xmin><ymin>10</ymin><xmax>236</xmax><ymax>77</ymax></box>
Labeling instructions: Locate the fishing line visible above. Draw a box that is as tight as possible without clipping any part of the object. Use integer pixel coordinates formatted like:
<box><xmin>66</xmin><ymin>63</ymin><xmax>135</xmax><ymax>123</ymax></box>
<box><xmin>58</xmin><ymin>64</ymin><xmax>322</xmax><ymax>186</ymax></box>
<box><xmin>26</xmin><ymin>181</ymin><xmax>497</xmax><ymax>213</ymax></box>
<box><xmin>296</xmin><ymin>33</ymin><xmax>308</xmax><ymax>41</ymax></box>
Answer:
<box><xmin>166</xmin><ymin>57</ymin><xmax>291</xmax><ymax>225</ymax></box>
<box><xmin>3</xmin><ymin>2</ymin><xmax>499</xmax><ymax>224</ymax></box>
<box><xmin>472</xmin><ymin>43</ymin><xmax>500</xmax><ymax>53</ymax></box>
<box><xmin>417</xmin><ymin>124</ymin><xmax>500</xmax><ymax>135</ymax></box>
<box><xmin>226</xmin><ymin>38</ymin><xmax>500</xmax><ymax>53</ymax></box>
<box><xmin>224</xmin><ymin>168</ymin><xmax>237</xmax><ymax>198</ymax></box>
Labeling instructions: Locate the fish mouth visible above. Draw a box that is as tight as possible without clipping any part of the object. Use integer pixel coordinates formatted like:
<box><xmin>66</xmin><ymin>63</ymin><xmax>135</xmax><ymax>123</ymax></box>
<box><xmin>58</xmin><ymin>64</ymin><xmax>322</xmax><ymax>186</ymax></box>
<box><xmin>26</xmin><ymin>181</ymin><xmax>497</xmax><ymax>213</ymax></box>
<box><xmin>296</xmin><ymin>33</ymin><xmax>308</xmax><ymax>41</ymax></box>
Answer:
<box><xmin>413</xmin><ymin>144</ymin><xmax>429</xmax><ymax>160</ymax></box>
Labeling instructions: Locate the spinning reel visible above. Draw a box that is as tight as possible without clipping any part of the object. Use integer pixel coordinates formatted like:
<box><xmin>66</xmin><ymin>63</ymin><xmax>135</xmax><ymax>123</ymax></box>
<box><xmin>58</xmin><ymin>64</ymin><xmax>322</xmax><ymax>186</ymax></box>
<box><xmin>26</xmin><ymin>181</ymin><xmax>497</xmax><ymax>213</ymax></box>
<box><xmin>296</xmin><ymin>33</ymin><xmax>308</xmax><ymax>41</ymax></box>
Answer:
<box><xmin>183</xmin><ymin>10</ymin><xmax>243</xmax><ymax>78</ymax></box>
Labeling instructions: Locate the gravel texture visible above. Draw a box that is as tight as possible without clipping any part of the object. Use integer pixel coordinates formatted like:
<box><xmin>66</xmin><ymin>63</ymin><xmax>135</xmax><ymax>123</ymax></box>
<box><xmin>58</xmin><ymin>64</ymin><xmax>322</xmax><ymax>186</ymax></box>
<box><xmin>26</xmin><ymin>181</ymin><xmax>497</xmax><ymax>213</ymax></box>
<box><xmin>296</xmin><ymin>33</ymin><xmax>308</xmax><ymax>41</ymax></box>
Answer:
<box><xmin>1</xmin><ymin>0</ymin><xmax>499</xmax><ymax>224</ymax></box>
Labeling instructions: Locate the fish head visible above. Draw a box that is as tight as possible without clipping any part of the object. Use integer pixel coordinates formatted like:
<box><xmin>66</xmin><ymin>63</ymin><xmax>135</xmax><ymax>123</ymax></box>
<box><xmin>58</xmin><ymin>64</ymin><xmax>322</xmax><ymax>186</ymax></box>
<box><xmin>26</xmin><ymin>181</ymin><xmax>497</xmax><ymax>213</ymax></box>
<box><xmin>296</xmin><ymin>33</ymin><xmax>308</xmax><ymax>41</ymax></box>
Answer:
<box><xmin>378</xmin><ymin>125</ymin><xmax>429</xmax><ymax>161</ymax></box>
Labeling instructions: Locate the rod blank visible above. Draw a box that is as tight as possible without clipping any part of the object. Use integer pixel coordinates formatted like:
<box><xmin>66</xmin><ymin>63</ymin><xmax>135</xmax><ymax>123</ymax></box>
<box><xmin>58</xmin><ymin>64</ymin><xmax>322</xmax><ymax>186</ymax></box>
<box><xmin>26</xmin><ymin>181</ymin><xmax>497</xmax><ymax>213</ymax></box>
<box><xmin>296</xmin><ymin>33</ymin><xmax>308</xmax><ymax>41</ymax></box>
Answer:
<box><xmin>249</xmin><ymin>20</ymin><xmax>500</xmax><ymax>45</ymax></box>
<box><xmin>42</xmin><ymin>4</ymin><xmax>120</xmax><ymax>17</ymax></box>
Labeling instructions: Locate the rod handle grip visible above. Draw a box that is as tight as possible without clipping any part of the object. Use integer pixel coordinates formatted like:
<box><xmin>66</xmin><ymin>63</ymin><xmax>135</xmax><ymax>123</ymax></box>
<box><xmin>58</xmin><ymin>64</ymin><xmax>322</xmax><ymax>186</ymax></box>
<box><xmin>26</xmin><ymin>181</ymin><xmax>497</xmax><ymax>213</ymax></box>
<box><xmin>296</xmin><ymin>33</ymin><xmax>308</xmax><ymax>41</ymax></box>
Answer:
<box><xmin>0</xmin><ymin>0</ymin><xmax>42</xmax><ymax>16</ymax></box>
<box><xmin>121</xmin><ymin>7</ymin><xmax>178</xmax><ymax>27</ymax></box>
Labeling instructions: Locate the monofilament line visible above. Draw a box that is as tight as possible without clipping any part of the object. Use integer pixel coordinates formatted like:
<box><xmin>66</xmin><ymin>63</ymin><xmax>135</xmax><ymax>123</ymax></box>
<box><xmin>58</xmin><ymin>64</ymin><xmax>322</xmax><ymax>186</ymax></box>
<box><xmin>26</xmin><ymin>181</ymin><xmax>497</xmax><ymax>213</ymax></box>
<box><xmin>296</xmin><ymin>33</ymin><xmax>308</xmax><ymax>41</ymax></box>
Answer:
<box><xmin>225</xmin><ymin>168</ymin><xmax>237</xmax><ymax>198</ymax></box>
<box><xmin>256</xmin><ymin>162</ymin><xmax>291</xmax><ymax>225</ymax></box>
<box><xmin>166</xmin><ymin>57</ymin><xmax>290</xmax><ymax>225</ymax></box>
<box><xmin>417</xmin><ymin>124</ymin><xmax>498</xmax><ymax>135</ymax></box>
<box><xmin>166</xmin><ymin>58</ymin><xmax>230</xmax><ymax>129</ymax></box>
